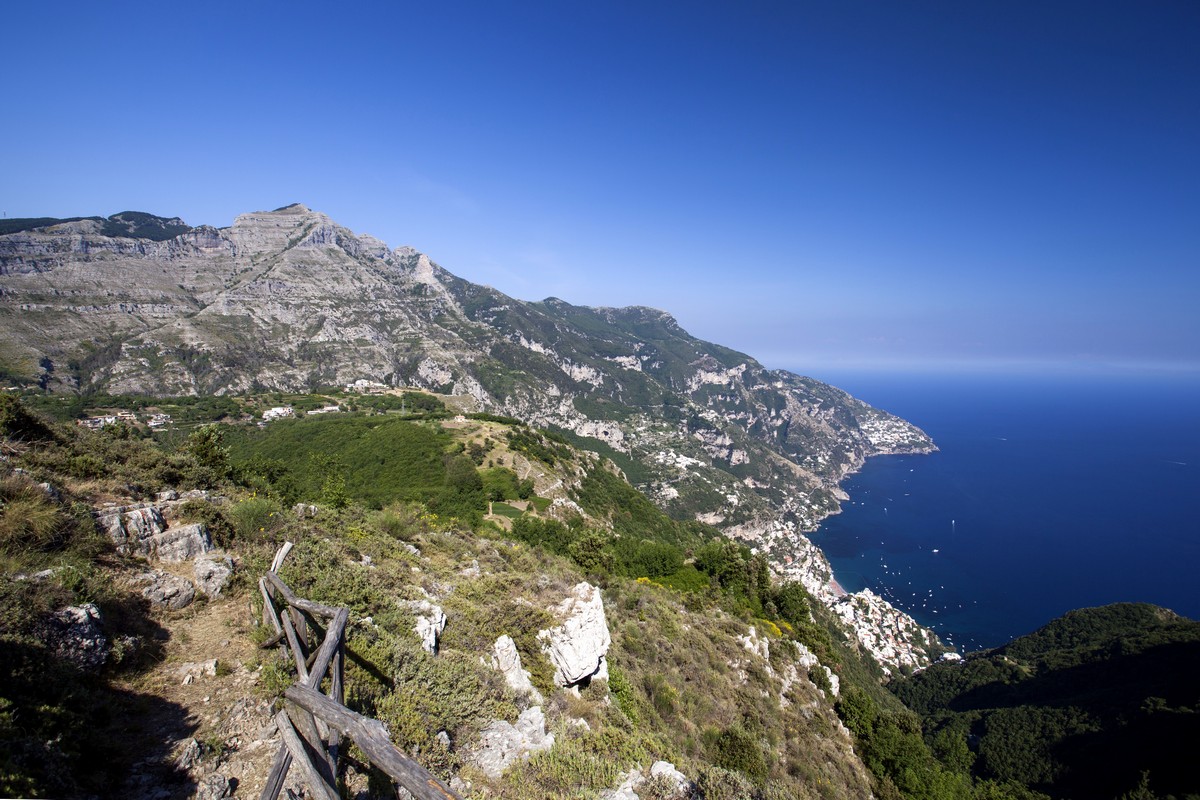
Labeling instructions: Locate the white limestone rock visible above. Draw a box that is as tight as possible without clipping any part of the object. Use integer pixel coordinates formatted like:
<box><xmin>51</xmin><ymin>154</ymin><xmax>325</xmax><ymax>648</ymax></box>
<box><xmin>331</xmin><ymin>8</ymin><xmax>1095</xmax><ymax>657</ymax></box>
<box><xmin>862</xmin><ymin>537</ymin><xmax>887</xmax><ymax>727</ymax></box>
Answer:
<box><xmin>177</xmin><ymin>659</ymin><xmax>219</xmax><ymax>683</ymax></box>
<box><xmin>599</xmin><ymin>768</ymin><xmax>643</xmax><ymax>800</ymax></box>
<box><xmin>491</xmin><ymin>635</ymin><xmax>543</xmax><ymax>702</ymax></box>
<box><xmin>98</xmin><ymin>504</ymin><xmax>168</xmax><ymax>556</ymax></box>
<box><xmin>824</xmin><ymin>666</ymin><xmax>841</xmax><ymax>697</ymax></box>
<box><xmin>465</xmin><ymin>706</ymin><xmax>554</xmax><ymax>778</ymax></box>
<box><xmin>194</xmin><ymin>554</ymin><xmax>234</xmax><ymax>598</ymax></box>
<box><xmin>738</xmin><ymin>626</ymin><xmax>771</xmax><ymax>661</ymax></box>
<box><xmin>98</xmin><ymin>504</ymin><xmax>215</xmax><ymax>563</ymax></box>
<box><xmin>650</xmin><ymin>761</ymin><xmax>692</xmax><ymax>797</ymax></box>
<box><xmin>151</xmin><ymin>522</ymin><xmax>214</xmax><ymax>563</ymax></box>
<box><xmin>133</xmin><ymin>569</ymin><xmax>196</xmax><ymax>610</ymax></box>
<box><xmin>538</xmin><ymin>582</ymin><xmax>611</xmax><ymax>688</ymax></box>
<box><xmin>405</xmin><ymin>599</ymin><xmax>447</xmax><ymax>654</ymax></box>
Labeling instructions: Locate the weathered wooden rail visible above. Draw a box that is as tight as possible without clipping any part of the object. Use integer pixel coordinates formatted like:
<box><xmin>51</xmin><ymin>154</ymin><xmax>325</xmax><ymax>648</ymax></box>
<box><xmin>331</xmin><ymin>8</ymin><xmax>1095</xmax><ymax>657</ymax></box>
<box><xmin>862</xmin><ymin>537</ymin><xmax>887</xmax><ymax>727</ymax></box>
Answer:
<box><xmin>258</xmin><ymin>542</ymin><xmax>460</xmax><ymax>800</ymax></box>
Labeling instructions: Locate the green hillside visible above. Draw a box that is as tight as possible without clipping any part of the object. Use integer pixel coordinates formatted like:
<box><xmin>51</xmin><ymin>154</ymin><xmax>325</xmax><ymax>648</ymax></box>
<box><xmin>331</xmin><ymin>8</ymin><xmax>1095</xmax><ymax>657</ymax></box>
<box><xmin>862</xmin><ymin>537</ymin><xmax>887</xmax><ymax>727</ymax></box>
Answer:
<box><xmin>891</xmin><ymin>603</ymin><xmax>1200</xmax><ymax>799</ymax></box>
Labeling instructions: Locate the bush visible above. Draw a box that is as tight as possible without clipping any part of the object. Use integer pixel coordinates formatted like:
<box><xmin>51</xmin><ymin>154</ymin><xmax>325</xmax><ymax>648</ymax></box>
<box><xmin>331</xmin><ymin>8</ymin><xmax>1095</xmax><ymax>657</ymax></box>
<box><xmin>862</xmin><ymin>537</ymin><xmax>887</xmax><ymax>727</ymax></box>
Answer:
<box><xmin>375</xmin><ymin>640</ymin><xmax>516</xmax><ymax>778</ymax></box>
<box><xmin>705</xmin><ymin>726</ymin><xmax>768</xmax><ymax>782</ymax></box>
<box><xmin>695</xmin><ymin>766</ymin><xmax>758</xmax><ymax>800</ymax></box>
<box><xmin>226</xmin><ymin>497</ymin><xmax>284</xmax><ymax>543</ymax></box>
<box><xmin>177</xmin><ymin>500</ymin><xmax>234</xmax><ymax>547</ymax></box>
<box><xmin>0</xmin><ymin>475</ymin><xmax>70</xmax><ymax>553</ymax></box>
<box><xmin>370</xmin><ymin>504</ymin><xmax>425</xmax><ymax>542</ymax></box>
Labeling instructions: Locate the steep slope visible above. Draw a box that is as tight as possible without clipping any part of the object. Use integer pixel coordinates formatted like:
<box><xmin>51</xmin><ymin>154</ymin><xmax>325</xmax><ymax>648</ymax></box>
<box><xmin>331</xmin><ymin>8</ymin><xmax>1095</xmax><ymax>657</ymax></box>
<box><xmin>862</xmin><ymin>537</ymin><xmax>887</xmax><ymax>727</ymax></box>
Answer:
<box><xmin>0</xmin><ymin>204</ymin><xmax>940</xmax><ymax>669</ymax></box>
<box><xmin>0</xmin><ymin>399</ymin><xmax>885</xmax><ymax>799</ymax></box>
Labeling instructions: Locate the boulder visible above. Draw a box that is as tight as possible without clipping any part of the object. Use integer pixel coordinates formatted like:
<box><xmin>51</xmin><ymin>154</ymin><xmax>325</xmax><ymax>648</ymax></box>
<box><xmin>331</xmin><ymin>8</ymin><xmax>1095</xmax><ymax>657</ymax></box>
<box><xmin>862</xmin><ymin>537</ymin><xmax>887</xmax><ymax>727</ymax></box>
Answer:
<box><xmin>97</xmin><ymin>504</ymin><xmax>214</xmax><ymax>562</ymax></box>
<box><xmin>151</xmin><ymin>523</ymin><xmax>214</xmax><ymax>563</ymax></box>
<box><xmin>98</xmin><ymin>504</ymin><xmax>167</xmax><ymax>555</ymax></box>
<box><xmin>133</xmin><ymin>570</ymin><xmax>196</xmax><ymax>610</ymax></box>
<box><xmin>466</xmin><ymin>706</ymin><xmax>554</xmax><ymax>778</ymax></box>
<box><xmin>404</xmin><ymin>599</ymin><xmax>446</xmax><ymax>654</ymax></box>
<box><xmin>42</xmin><ymin>603</ymin><xmax>109</xmax><ymax>671</ymax></box>
<box><xmin>599</xmin><ymin>768</ymin><xmax>643</xmax><ymax>800</ymax></box>
<box><xmin>194</xmin><ymin>554</ymin><xmax>234</xmax><ymax>597</ymax></box>
<box><xmin>537</xmin><ymin>582</ymin><xmax>611</xmax><ymax>688</ymax></box>
<box><xmin>491</xmin><ymin>635</ymin><xmax>543</xmax><ymax>702</ymax></box>
<box><xmin>650</xmin><ymin>761</ymin><xmax>692</xmax><ymax>797</ymax></box>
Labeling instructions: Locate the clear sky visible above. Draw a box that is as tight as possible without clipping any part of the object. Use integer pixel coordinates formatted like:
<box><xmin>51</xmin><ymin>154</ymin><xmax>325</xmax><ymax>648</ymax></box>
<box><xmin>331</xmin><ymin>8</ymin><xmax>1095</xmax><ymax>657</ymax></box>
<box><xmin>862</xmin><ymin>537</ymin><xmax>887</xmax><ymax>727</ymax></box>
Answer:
<box><xmin>3</xmin><ymin>1</ymin><xmax>1197</xmax><ymax>376</ymax></box>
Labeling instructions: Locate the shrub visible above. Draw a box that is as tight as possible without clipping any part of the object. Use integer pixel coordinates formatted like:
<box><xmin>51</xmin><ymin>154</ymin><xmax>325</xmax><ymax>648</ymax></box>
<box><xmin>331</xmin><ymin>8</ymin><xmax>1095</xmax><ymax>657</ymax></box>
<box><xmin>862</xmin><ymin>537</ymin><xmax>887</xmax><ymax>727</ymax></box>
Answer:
<box><xmin>0</xmin><ymin>475</ymin><xmax>70</xmax><ymax>553</ymax></box>
<box><xmin>226</xmin><ymin>497</ymin><xmax>284</xmax><ymax>543</ymax></box>
<box><xmin>177</xmin><ymin>500</ymin><xmax>234</xmax><ymax>547</ymax></box>
<box><xmin>705</xmin><ymin>726</ymin><xmax>768</xmax><ymax>782</ymax></box>
<box><xmin>695</xmin><ymin>766</ymin><xmax>757</xmax><ymax>800</ymax></box>
<box><xmin>375</xmin><ymin>641</ymin><xmax>515</xmax><ymax>778</ymax></box>
<box><xmin>370</xmin><ymin>504</ymin><xmax>425</xmax><ymax>541</ymax></box>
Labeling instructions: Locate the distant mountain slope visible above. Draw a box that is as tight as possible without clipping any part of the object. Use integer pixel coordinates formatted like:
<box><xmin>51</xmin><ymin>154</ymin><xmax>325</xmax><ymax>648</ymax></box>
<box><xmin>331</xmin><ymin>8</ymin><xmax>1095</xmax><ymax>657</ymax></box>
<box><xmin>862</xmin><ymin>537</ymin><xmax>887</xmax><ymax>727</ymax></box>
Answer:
<box><xmin>892</xmin><ymin>603</ymin><xmax>1200</xmax><ymax>799</ymax></box>
<box><xmin>0</xmin><ymin>204</ymin><xmax>940</xmax><ymax>669</ymax></box>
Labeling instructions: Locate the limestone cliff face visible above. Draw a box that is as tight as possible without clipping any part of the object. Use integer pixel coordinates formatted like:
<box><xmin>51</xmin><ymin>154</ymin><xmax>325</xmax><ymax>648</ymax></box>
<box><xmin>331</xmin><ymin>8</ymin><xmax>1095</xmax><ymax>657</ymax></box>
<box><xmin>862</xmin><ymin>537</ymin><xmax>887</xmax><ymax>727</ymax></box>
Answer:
<box><xmin>0</xmin><ymin>204</ymin><xmax>943</xmax><ymax>669</ymax></box>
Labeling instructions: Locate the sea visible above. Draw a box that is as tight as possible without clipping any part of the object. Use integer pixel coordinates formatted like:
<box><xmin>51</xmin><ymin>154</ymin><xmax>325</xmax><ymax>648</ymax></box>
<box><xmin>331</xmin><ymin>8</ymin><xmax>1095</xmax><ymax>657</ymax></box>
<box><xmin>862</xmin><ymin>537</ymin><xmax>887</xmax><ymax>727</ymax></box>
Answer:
<box><xmin>801</xmin><ymin>369</ymin><xmax>1200</xmax><ymax>653</ymax></box>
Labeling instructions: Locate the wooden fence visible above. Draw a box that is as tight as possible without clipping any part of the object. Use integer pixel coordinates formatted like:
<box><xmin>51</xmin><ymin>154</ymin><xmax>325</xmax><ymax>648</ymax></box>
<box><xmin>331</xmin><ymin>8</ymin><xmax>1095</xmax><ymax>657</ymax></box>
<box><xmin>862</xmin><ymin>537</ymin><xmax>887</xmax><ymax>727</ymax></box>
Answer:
<box><xmin>258</xmin><ymin>542</ymin><xmax>461</xmax><ymax>800</ymax></box>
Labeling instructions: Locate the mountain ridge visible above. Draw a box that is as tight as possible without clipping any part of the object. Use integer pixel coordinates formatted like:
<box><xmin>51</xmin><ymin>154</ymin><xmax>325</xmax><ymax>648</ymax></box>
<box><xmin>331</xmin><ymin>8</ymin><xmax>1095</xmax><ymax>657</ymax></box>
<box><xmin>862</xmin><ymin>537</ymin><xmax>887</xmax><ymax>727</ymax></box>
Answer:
<box><xmin>0</xmin><ymin>204</ymin><xmax>942</xmax><ymax>671</ymax></box>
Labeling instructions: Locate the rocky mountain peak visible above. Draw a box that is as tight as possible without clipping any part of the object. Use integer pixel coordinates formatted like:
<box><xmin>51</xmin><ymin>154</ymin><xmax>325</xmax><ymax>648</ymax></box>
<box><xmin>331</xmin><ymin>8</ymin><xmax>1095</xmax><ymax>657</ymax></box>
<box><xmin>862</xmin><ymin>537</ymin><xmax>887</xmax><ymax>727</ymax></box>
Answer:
<box><xmin>0</xmin><ymin>203</ymin><xmax>943</xmax><ymax>670</ymax></box>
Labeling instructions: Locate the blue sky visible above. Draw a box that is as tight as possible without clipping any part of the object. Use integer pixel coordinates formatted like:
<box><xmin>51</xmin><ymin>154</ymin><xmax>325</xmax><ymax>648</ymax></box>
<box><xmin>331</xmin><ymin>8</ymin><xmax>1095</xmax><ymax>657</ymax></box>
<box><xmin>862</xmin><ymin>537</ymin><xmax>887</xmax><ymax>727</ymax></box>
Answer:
<box><xmin>3</xmin><ymin>1</ymin><xmax>1197</xmax><ymax>376</ymax></box>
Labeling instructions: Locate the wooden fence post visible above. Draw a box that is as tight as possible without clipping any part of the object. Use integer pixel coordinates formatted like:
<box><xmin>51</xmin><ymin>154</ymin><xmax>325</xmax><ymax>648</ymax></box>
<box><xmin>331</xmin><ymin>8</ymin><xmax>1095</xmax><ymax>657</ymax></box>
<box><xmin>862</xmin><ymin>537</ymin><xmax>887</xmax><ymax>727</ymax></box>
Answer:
<box><xmin>256</xmin><ymin>565</ymin><xmax>455</xmax><ymax>800</ymax></box>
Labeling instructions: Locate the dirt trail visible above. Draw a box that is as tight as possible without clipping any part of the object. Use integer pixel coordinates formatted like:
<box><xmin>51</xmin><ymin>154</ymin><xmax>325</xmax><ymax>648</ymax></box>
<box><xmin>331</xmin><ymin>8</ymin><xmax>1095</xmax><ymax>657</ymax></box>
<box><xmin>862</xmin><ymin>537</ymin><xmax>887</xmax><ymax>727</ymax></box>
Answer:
<box><xmin>116</xmin><ymin>594</ymin><xmax>288</xmax><ymax>799</ymax></box>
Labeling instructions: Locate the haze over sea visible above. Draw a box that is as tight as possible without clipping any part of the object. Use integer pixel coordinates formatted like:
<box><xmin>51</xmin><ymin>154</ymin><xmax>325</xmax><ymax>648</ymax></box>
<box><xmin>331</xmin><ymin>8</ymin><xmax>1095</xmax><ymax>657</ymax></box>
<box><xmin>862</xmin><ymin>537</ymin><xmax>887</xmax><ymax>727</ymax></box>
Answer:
<box><xmin>802</xmin><ymin>369</ymin><xmax>1200</xmax><ymax>653</ymax></box>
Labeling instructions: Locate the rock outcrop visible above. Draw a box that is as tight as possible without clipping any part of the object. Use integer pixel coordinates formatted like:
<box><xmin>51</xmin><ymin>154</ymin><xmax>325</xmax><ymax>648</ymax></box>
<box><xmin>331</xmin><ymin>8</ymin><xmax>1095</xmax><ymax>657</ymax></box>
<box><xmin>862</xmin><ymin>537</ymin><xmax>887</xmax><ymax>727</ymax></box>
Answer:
<box><xmin>40</xmin><ymin>603</ymin><xmax>109</xmax><ymax>671</ymax></box>
<box><xmin>405</xmin><ymin>599</ymin><xmax>447</xmax><ymax>654</ymax></box>
<box><xmin>491</xmin><ymin>635</ymin><xmax>543</xmax><ymax>702</ymax></box>
<box><xmin>538</xmin><ymin>582</ymin><xmax>611</xmax><ymax>688</ymax></box>
<box><xmin>97</xmin><ymin>503</ymin><xmax>214</xmax><ymax>562</ymax></box>
<box><xmin>465</xmin><ymin>706</ymin><xmax>554</xmax><ymax>778</ymax></box>
<box><xmin>98</xmin><ymin>504</ymin><xmax>168</xmax><ymax>555</ymax></box>
<box><xmin>194</xmin><ymin>554</ymin><xmax>234</xmax><ymax>597</ymax></box>
<box><xmin>133</xmin><ymin>569</ymin><xmax>196</xmax><ymax>610</ymax></box>
<box><xmin>150</xmin><ymin>522</ymin><xmax>214</xmax><ymax>563</ymax></box>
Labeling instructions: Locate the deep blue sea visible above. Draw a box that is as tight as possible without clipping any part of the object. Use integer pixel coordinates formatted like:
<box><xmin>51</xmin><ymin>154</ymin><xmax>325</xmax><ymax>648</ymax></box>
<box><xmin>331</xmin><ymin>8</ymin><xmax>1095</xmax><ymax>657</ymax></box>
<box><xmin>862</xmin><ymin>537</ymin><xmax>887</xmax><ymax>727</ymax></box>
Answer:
<box><xmin>802</xmin><ymin>370</ymin><xmax>1200</xmax><ymax>652</ymax></box>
